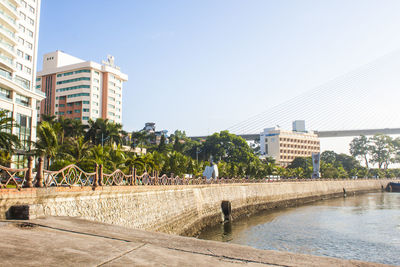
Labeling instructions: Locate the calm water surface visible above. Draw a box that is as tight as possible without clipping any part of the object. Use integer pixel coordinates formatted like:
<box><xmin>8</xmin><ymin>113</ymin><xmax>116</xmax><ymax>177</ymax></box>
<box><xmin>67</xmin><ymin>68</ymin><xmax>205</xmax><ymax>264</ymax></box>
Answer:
<box><xmin>198</xmin><ymin>192</ymin><xmax>400</xmax><ymax>265</ymax></box>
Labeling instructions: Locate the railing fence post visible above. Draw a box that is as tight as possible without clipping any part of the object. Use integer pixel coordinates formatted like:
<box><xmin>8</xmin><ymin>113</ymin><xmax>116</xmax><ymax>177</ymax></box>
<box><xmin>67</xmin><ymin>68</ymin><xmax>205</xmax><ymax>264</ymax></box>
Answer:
<box><xmin>130</xmin><ymin>166</ymin><xmax>134</xmax><ymax>185</ymax></box>
<box><xmin>133</xmin><ymin>168</ymin><xmax>137</xmax><ymax>185</ymax></box>
<box><xmin>93</xmin><ymin>163</ymin><xmax>99</xmax><ymax>188</ymax></box>
<box><xmin>98</xmin><ymin>164</ymin><xmax>103</xmax><ymax>186</ymax></box>
<box><xmin>23</xmin><ymin>156</ymin><xmax>33</xmax><ymax>188</ymax></box>
<box><xmin>34</xmin><ymin>157</ymin><xmax>44</xmax><ymax>188</ymax></box>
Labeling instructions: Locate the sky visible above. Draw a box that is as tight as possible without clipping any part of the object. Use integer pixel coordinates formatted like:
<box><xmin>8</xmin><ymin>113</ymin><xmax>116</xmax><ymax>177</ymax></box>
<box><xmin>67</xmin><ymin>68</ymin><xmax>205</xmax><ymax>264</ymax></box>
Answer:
<box><xmin>37</xmin><ymin>0</ymin><xmax>400</xmax><ymax>154</ymax></box>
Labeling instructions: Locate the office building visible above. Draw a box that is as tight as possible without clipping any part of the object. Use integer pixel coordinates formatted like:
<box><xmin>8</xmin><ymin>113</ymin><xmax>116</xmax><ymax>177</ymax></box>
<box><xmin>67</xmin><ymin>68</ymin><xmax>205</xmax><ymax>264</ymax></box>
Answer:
<box><xmin>260</xmin><ymin>121</ymin><xmax>320</xmax><ymax>167</ymax></box>
<box><xmin>36</xmin><ymin>51</ymin><xmax>128</xmax><ymax>124</ymax></box>
<box><xmin>0</xmin><ymin>0</ymin><xmax>44</xmax><ymax>166</ymax></box>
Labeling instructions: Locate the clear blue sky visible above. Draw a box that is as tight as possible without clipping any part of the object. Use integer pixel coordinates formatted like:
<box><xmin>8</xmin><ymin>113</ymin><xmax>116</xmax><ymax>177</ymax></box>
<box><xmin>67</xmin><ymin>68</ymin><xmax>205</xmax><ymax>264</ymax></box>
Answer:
<box><xmin>37</xmin><ymin>0</ymin><xmax>400</xmax><ymax>139</ymax></box>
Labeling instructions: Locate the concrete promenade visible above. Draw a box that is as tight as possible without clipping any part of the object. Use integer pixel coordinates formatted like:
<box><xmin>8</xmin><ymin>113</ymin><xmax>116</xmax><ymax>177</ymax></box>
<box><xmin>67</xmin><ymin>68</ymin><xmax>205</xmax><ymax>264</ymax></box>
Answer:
<box><xmin>0</xmin><ymin>217</ymin><xmax>390</xmax><ymax>267</ymax></box>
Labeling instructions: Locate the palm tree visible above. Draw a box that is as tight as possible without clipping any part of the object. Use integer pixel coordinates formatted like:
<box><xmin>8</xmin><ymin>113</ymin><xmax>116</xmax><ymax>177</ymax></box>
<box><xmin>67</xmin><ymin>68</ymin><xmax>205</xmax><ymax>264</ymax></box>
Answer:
<box><xmin>40</xmin><ymin>114</ymin><xmax>56</xmax><ymax>123</ymax></box>
<box><xmin>106</xmin><ymin>122</ymin><xmax>123</xmax><ymax>145</ymax></box>
<box><xmin>60</xmin><ymin>136</ymin><xmax>92</xmax><ymax>166</ymax></box>
<box><xmin>87</xmin><ymin>144</ymin><xmax>109</xmax><ymax>166</ymax></box>
<box><xmin>85</xmin><ymin>119</ymin><xmax>104</xmax><ymax>145</ymax></box>
<box><xmin>106</xmin><ymin>145</ymin><xmax>126</xmax><ymax>171</ymax></box>
<box><xmin>140</xmin><ymin>153</ymin><xmax>155</xmax><ymax>173</ymax></box>
<box><xmin>35</xmin><ymin>121</ymin><xmax>59</xmax><ymax>169</ymax></box>
<box><xmin>0</xmin><ymin>110</ymin><xmax>20</xmax><ymax>153</ymax></box>
<box><xmin>125</xmin><ymin>154</ymin><xmax>145</xmax><ymax>175</ymax></box>
<box><xmin>0</xmin><ymin>150</ymin><xmax>12</xmax><ymax>167</ymax></box>
<box><xmin>66</xmin><ymin>119</ymin><xmax>86</xmax><ymax>139</ymax></box>
<box><xmin>85</xmin><ymin>118</ymin><xmax>123</xmax><ymax>146</ymax></box>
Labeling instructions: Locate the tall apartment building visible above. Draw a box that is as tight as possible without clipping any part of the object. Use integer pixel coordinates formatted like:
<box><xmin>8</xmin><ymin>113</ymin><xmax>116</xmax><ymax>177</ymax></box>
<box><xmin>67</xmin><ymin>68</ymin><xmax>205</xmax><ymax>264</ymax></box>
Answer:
<box><xmin>260</xmin><ymin>121</ymin><xmax>320</xmax><ymax>167</ymax></box>
<box><xmin>36</xmin><ymin>51</ymin><xmax>128</xmax><ymax>124</ymax></box>
<box><xmin>0</xmin><ymin>0</ymin><xmax>44</xmax><ymax>165</ymax></box>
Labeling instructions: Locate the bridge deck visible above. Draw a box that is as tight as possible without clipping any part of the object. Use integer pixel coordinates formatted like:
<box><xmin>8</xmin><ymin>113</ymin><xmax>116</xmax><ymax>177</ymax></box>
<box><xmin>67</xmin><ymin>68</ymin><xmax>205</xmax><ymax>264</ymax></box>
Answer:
<box><xmin>190</xmin><ymin>128</ymin><xmax>400</xmax><ymax>141</ymax></box>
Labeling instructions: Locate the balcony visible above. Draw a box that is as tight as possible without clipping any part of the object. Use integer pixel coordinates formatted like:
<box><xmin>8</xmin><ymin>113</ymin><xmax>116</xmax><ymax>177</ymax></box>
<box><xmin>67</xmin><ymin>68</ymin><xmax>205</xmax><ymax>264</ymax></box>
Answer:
<box><xmin>0</xmin><ymin>67</ymin><xmax>34</xmax><ymax>93</ymax></box>
<box><xmin>0</xmin><ymin>53</ymin><xmax>15</xmax><ymax>71</ymax></box>
<box><xmin>0</xmin><ymin>67</ymin><xmax>12</xmax><ymax>80</ymax></box>
<box><xmin>0</xmin><ymin>8</ymin><xmax>18</xmax><ymax>31</ymax></box>
<box><xmin>0</xmin><ymin>24</ymin><xmax>16</xmax><ymax>44</ymax></box>
<box><xmin>0</xmin><ymin>38</ymin><xmax>15</xmax><ymax>58</ymax></box>
<box><xmin>0</xmin><ymin>0</ymin><xmax>18</xmax><ymax>18</ymax></box>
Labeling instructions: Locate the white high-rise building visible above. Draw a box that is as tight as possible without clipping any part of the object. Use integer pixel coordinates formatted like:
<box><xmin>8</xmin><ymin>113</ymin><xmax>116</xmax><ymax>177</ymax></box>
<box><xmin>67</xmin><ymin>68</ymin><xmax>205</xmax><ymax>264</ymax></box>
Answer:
<box><xmin>37</xmin><ymin>51</ymin><xmax>128</xmax><ymax>124</ymax></box>
<box><xmin>0</xmin><ymin>0</ymin><xmax>44</xmax><ymax>166</ymax></box>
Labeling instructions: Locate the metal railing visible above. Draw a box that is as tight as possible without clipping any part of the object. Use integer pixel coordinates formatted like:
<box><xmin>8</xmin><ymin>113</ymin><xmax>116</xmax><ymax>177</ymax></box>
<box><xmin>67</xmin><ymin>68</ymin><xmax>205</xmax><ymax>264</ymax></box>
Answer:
<box><xmin>0</xmin><ymin>156</ymin><xmax>397</xmax><ymax>189</ymax></box>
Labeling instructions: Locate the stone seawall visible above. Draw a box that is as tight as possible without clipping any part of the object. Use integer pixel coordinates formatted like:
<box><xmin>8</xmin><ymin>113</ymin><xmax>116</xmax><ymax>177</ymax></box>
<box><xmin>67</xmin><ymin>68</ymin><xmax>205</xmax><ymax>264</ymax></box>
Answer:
<box><xmin>0</xmin><ymin>180</ymin><xmax>392</xmax><ymax>236</ymax></box>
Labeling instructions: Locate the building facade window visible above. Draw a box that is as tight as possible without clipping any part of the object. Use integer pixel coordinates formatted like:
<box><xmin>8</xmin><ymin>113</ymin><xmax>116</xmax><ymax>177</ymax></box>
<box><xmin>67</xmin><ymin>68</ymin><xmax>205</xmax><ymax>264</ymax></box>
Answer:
<box><xmin>15</xmin><ymin>94</ymin><xmax>29</xmax><ymax>106</ymax></box>
<box><xmin>56</xmin><ymin>85</ymin><xmax>90</xmax><ymax>93</ymax></box>
<box><xmin>56</xmin><ymin>77</ymin><xmax>90</xmax><ymax>85</ymax></box>
<box><xmin>67</xmin><ymin>93</ymin><xmax>90</xmax><ymax>98</ymax></box>
<box><xmin>15</xmin><ymin>76</ymin><xmax>30</xmax><ymax>89</ymax></box>
<box><xmin>15</xmin><ymin>113</ymin><xmax>31</xmax><ymax>150</ymax></box>
<box><xmin>0</xmin><ymin>87</ymin><xmax>11</xmax><ymax>100</ymax></box>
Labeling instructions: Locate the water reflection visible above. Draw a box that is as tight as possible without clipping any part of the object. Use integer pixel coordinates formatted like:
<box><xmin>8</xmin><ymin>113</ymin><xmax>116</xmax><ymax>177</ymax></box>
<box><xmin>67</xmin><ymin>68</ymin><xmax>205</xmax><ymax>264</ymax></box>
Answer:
<box><xmin>198</xmin><ymin>193</ymin><xmax>400</xmax><ymax>265</ymax></box>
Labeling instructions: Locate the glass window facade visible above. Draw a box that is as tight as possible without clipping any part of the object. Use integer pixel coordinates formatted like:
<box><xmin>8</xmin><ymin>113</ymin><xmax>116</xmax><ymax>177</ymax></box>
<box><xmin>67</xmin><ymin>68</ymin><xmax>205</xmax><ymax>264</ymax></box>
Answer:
<box><xmin>56</xmin><ymin>77</ymin><xmax>90</xmax><ymax>85</ymax></box>
<box><xmin>15</xmin><ymin>94</ymin><xmax>29</xmax><ymax>107</ymax></box>
<box><xmin>56</xmin><ymin>85</ymin><xmax>90</xmax><ymax>93</ymax></box>
<box><xmin>67</xmin><ymin>93</ymin><xmax>90</xmax><ymax>98</ymax></box>
<box><xmin>15</xmin><ymin>113</ymin><xmax>31</xmax><ymax>150</ymax></box>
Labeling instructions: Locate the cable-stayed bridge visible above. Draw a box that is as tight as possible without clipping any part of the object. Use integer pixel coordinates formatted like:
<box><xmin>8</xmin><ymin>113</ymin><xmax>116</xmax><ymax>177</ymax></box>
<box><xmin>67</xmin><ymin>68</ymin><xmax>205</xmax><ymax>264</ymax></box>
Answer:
<box><xmin>192</xmin><ymin>50</ymin><xmax>400</xmax><ymax>141</ymax></box>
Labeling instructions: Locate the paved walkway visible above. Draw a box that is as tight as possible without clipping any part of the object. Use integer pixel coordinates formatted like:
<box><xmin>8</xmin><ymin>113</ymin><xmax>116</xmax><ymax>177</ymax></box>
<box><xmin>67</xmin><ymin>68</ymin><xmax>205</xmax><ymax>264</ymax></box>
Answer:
<box><xmin>0</xmin><ymin>217</ymin><xmax>389</xmax><ymax>266</ymax></box>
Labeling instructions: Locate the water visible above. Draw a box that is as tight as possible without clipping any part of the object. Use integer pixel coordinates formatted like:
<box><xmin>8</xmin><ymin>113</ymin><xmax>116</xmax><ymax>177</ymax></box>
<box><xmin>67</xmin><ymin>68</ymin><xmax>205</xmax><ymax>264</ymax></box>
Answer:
<box><xmin>198</xmin><ymin>192</ymin><xmax>400</xmax><ymax>265</ymax></box>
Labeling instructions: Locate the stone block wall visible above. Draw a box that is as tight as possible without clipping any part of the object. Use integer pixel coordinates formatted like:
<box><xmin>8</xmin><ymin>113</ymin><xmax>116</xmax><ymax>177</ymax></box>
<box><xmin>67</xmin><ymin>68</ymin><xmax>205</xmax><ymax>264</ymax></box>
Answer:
<box><xmin>0</xmin><ymin>180</ymin><xmax>391</xmax><ymax>236</ymax></box>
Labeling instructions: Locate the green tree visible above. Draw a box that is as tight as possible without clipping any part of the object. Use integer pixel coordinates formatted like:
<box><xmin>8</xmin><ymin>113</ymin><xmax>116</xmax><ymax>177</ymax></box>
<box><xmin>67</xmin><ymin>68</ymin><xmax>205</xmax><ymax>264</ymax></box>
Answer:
<box><xmin>60</xmin><ymin>136</ymin><xmax>92</xmax><ymax>166</ymax></box>
<box><xmin>335</xmin><ymin>153</ymin><xmax>360</xmax><ymax>173</ymax></box>
<box><xmin>202</xmin><ymin>131</ymin><xmax>255</xmax><ymax>164</ymax></box>
<box><xmin>369</xmin><ymin>134</ymin><xmax>392</xmax><ymax>169</ymax></box>
<box><xmin>131</xmin><ymin>130</ymin><xmax>150</xmax><ymax>149</ymax></box>
<box><xmin>349</xmin><ymin>135</ymin><xmax>370</xmax><ymax>168</ymax></box>
<box><xmin>157</xmin><ymin>135</ymin><xmax>168</xmax><ymax>153</ymax></box>
<box><xmin>321</xmin><ymin>150</ymin><xmax>337</xmax><ymax>164</ymax></box>
<box><xmin>125</xmin><ymin>154</ymin><xmax>145</xmax><ymax>173</ymax></box>
<box><xmin>85</xmin><ymin>118</ymin><xmax>123</xmax><ymax>146</ymax></box>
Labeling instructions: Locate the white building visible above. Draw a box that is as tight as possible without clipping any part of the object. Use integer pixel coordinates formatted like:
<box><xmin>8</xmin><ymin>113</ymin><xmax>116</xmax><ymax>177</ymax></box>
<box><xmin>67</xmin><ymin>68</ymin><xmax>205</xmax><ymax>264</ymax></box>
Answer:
<box><xmin>260</xmin><ymin>121</ymin><xmax>320</xmax><ymax>167</ymax></box>
<box><xmin>0</xmin><ymin>0</ymin><xmax>44</xmax><ymax>166</ymax></box>
<box><xmin>37</xmin><ymin>51</ymin><xmax>128</xmax><ymax>124</ymax></box>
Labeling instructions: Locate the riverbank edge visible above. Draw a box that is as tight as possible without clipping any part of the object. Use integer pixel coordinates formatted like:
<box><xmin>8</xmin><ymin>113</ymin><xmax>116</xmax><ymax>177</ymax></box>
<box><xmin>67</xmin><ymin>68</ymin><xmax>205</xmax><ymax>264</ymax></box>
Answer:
<box><xmin>182</xmin><ymin>188</ymin><xmax>381</xmax><ymax>237</ymax></box>
<box><xmin>0</xmin><ymin>180</ymin><xmax>393</xmax><ymax>237</ymax></box>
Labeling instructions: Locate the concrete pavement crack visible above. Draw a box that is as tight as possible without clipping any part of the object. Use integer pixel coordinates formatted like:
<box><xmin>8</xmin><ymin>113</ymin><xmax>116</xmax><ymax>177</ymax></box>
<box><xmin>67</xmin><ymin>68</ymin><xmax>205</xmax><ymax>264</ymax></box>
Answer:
<box><xmin>96</xmin><ymin>243</ymin><xmax>147</xmax><ymax>266</ymax></box>
<box><xmin>165</xmin><ymin>246</ymin><xmax>290</xmax><ymax>266</ymax></box>
<box><xmin>18</xmin><ymin>222</ymin><xmax>133</xmax><ymax>242</ymax></box>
